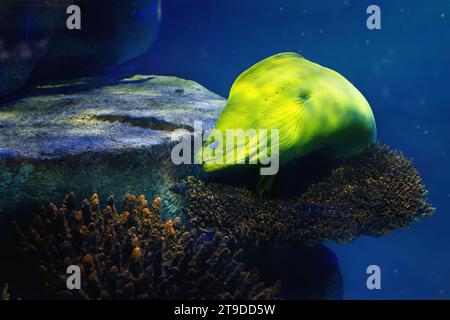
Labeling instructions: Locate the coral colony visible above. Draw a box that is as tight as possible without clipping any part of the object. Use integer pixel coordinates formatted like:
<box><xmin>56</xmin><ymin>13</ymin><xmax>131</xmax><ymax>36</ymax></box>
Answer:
<box><xmin>10</xmin><ymin>143</ymin><xmax>433</xmax><ymax>299</ymax></box>
<box><xmin>13</xmin><ymin>193</ymin><xmax>279</xmax><ymax>300</ymax></box>
<box><xmin>183</xmin><ymin>144</ymin><xmax>433</xmax><ymax>246</ymax></box>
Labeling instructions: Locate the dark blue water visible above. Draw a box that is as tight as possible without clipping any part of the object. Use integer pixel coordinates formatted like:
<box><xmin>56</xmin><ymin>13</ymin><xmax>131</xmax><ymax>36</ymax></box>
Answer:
<box><xmin>122</xmin><ymin>0</ymin><xmax>450</xmax><ymax>299</ymax></box>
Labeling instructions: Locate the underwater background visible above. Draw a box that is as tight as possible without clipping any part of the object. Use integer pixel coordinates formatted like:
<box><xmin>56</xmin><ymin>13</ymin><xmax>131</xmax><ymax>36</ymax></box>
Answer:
<box><xmin>0</xmin><ymin>0</ymin><xmax>449</xmax><ymax>300</ymax></box>
<box><xmin>117</xmin><ymin>0</ymin><xmax>450</xmax><ymax>299</ymax></box>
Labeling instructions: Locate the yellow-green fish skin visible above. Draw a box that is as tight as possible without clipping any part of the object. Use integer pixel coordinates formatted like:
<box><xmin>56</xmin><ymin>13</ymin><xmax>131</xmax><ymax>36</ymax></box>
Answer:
<box><xmin>202</xmin><ymin>52</ymin><xmax>377</xmax><ymax>172</ymax></box>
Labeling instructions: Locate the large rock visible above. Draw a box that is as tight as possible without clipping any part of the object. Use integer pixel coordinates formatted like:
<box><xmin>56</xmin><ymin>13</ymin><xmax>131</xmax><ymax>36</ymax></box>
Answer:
<box><xmin>0</xmin><ymin>0</ymin><xmax>161</xmax><ymax>96</ymax></box>
<box><xmin>0</xmin><ymin>75</ymin><xmax>223</xmax><ymax>159</ymax></box>
<box><xmin>31</xmin><ymin>0</ymin><xmax>162</xmax><ymax>81</ymax></box>
<box><xmin>0</xmin><ymin>75</ymin><xmax>225</xmax><ymax>219</ymax></box>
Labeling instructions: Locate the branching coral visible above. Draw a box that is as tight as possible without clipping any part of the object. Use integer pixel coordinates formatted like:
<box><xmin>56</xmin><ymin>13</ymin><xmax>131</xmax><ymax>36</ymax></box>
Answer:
<box><xmin>299</xmin><ymin>144</ymin><xmax>434</xmax><ymax>240</ymax></box>
<box><xmin>183</xmin><ymin>143</ymin><xmax>434</xmax><ymax>246</ymax></box>
<box><xmin>10</xmin><ymin>144</ymin><xmax>432</xmax><ymax>299</ymax></box>
<box><xmin>15</xmin><ymin>193</ymin><xmax>278</xmax><ymax>300</ymax></box>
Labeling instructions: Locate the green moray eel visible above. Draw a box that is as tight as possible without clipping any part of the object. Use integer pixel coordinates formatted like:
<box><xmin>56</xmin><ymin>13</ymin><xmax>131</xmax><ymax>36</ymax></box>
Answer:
<box><xmin>199</xmin><ymin>52</ymin><xmax>377</xmax><ymax>194</ymax></box>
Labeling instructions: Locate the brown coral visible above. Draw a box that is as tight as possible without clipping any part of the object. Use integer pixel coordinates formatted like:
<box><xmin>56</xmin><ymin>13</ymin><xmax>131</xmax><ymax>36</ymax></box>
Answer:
<box><xmin>164</xmin><ymin>220</ymin><xmax>176</xmax><ymax>238</ymax></box>
<box><xmin>138</xmin><ymin>195</ymin><xmax>148</xmax><ymax>208</ymax></box>
<box><xmin>183</xmin><ymin>143</ymin><xmax>434</xmax><ymax>246</ymax></box>
<box><xmin>152</xmin><ymin>196</ymin><xmax>161</xmax><ymax>211</ymax></box>
<box><xmin>16</xmin><ymin>192</ymin><xmax>278</xmax><ymax>300</ymax></box>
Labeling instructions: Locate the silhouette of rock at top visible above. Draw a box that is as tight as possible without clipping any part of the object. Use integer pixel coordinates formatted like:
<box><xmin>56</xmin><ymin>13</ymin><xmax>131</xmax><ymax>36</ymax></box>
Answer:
<box><xmin>0</xmin><ymin>0</ymin><xmax>161</xmax><ymax>96</ymax></box>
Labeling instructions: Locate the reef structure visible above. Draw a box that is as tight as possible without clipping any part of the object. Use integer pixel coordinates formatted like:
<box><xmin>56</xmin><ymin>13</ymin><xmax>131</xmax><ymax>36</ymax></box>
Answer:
<box><xmin>14</xmin><ymin>193</ymin><xmax>279</xmax><ymax>300</ymax></box>
<box><xmin>0</xmin><ymin>68</ymin><xmax>435</xmax><ymax>299</ymax></box>
<box><xmin>183</xmin><ymin>144</ymin><xmax>434</xmax><ymax>246</ymax></box>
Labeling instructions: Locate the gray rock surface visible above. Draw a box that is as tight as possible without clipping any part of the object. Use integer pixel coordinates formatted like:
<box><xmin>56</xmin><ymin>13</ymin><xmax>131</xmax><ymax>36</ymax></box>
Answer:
<box><xmin>0</xmin><ymin>75</ymin><xmax>225</xmax><ymax>159</ymax></box>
